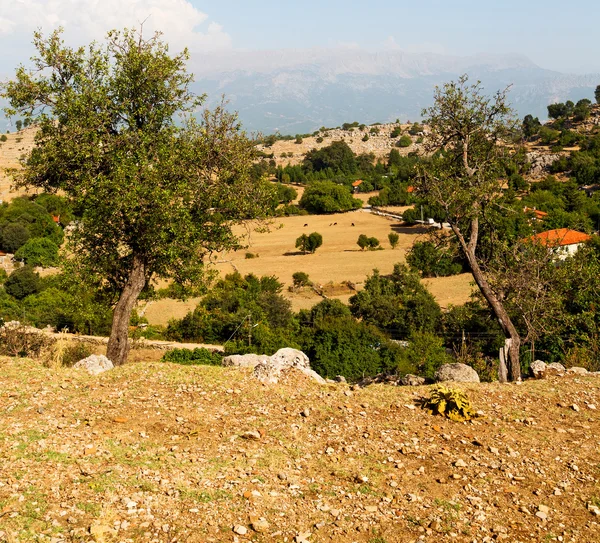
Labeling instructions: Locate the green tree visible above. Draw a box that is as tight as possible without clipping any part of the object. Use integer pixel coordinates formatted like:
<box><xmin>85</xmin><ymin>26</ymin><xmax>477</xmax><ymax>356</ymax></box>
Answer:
<box><xmin>299</xmin><ymin>180</ymin><xmax>362</xmax><ymax>213</ymax></box>
<box><xmin>357</xmin><ymin>234</ymin><xmax>369</xmax><ymax>250</ymax></box>
<box><xmin>388</xmin><ymin>232</ymin><xmax>399</xmax><ymax>249</ymax></box>
<box><xmin>349</xmin><ymin>264</ymin><xmax>441</xmax><ymax>337</ymax></box>
<box><xmin>14</xmin><ymin>237</ymin><xmax>59</xmax><ymax>267</ymax></box>
<box><xmin>4</xmin><ymin>266</ymin><xmax>40</xmax><ymax>300</ymax></box>
<box><xmin>295</xmin><ymin>232</ymin><xmax>323</xmax><ymax>254</ymax></box>
<box><xmin>15</xmin><ymin>119</ymin><xmax>22</xmax><ymax>132</ymax></box>
<box><xmin>416</xmin><ymin>75</ymin><xmax>522</xmax><ymax>380</ymax></box>
<box><xmin>406</xmin><ymin>240</ymin><xmax>463</xmax><ymax>277</ymax></box>
<box><xmin>522</xmin><ymin>114</ymin><xmax>541</xmax><ymax>139</ymax></box>
<box><xmin>2</xmin><ymin>28</ymin><xmax>275</xmax><ymax>365</ymax></box>
<box><xmin>1</xmin><ymin>223</ymin><xmax>29</xmax><ymax>253</ymax></box>
<box><xmin>303</xmin><ymin>141</ymin><xmax>357</xmax><ymax>173</ymax></box>
<box><xmin>595</xmin><ymin>85</ymin><xmax>600</xmax><ymax>105</ymax></box>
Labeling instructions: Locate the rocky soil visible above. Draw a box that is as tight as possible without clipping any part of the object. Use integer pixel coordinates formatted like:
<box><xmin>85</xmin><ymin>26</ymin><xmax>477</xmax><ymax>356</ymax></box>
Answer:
<box><xmin>1</xmin><ymin>357</ymin><xmax>599</xmax><ymax>542</ymax></box>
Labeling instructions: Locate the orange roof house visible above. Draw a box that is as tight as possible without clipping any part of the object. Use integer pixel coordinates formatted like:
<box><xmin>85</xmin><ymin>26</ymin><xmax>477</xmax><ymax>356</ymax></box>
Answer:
<box><xmin>351</xmin><ymin>180</ymin><xmax>363</xmax><ymax>188</ymax></box>
<box><xmin>527</xmin><ymin>228</ymin><xmax>591</xmax><ymax>259</ymax></box>
<box><xmin>523</xmin><ymin>207</ymin><xmax>548</xmax><ymax>221</ymax></box>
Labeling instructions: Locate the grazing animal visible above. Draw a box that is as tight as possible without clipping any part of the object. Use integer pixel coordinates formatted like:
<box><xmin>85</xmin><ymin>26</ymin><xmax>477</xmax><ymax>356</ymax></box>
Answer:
<box><xmin>351</xmin><ymin>223</ymin><xmax>355</xmax><ymax>226</ymax></box>
<box><xmin>333</xmin><ymin>222</ymin><xmax>337</xmax><ymax>226</ymax></box>
<box><xmin>304</xmin><ymin>223</ymin><xmax>308</xmax><ymax>227</ymax></box>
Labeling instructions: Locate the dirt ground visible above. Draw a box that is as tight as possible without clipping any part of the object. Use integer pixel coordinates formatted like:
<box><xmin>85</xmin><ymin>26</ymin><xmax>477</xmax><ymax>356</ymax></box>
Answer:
<box><xmin>1</xmin><ymin>356</ymin><xmax>599</xmax><ymax>543</ymax></box>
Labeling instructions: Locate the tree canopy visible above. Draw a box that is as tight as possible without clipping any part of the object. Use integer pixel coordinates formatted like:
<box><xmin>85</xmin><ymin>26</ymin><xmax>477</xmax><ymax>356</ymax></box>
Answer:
<box><xmin>2</xmin><ymin>28</ymin><xmax>275</xmax><ymax>364</ymax></box>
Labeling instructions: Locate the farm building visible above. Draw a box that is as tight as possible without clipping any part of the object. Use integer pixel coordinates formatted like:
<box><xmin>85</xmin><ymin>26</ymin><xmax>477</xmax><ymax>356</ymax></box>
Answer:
<box><xmin>527</xmin><ymin>228</ymin><xmax>591</xmax><ymax>259</ymax></box>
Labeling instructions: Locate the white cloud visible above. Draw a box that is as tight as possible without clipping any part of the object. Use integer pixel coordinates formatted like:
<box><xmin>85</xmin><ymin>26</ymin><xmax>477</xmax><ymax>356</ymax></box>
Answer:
<box><xmin>0</xmin><ymin>0</ymin><xmax>232</xmax><ymax>52</ymax></box>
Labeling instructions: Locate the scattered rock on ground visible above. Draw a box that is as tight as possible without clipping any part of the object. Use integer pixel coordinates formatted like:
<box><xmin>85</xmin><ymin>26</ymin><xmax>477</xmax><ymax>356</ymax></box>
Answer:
<box><xmin>400</xmin><ymin>374</ymin><xmax>426</xmax><ymax>386</ymax></box>
<box><xmin>567</xmin><ymin>366</ymin><xmax>588</xmax><ymax>375</ymax></box>
<box><xmin>547</xmin><ymin>362</ymin><xmax>566</xmax><ymax>376</ymax></box>
<box><xmin>434</xmin><ymin>363</ymin><xmax>480</xmax><ymax>383</ymax></box>
<box><xmin>73</xmin><ymin>354</ymin><xmax>114</xmax><ymax>375</ymax></box>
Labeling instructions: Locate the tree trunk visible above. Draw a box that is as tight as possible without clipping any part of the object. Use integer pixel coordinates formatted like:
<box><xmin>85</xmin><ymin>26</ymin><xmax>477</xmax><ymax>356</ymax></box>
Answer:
<box><xmin>106</xmin><ymin>255</ymin><xmax>147</xmax><ymax>366</ymax></box>
<box><xmin>452</xmin><ymin>222</ymin><xmax>522</xmax><ymax>381</ymax></box>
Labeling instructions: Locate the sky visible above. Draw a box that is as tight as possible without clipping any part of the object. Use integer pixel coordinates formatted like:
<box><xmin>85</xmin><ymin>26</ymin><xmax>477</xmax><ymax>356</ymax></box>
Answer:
<box><xmin>0</xmin><ymin>0</ymin><xmax>599</xmax><ymax>77</ymax></box>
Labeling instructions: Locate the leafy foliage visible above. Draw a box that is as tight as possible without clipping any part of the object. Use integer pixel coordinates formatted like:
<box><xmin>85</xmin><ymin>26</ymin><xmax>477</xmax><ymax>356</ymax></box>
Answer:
<box><xmin>295</xmin><ymin>232</ymin><xmax>323</xmax><ymax>254</ymax></box>
<box><xmin>419</xmin><ymin>385</ymin><xmax>479</xmax><ymax>421</ymax></box>
<box><xmin>299</xmin><ymin>181</ymin><xmax>362</xmax><ymax>214</ymax></box>
<box><xmin>161</xmin><ymin>348</ymin><xmax>222</xmax><ymax>366</ymax></box>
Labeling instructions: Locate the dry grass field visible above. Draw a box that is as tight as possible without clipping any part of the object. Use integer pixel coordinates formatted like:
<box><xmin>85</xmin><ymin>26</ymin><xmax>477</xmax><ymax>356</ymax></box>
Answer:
<box><xmin>143</xmin><ymin>211</ymin><xmax>475</xmax><ymax>326</ymax></box>
<box><xmin>0</xmin><ymin>127</ymin><xmax>37</xmax><ymax>201</ymax></box>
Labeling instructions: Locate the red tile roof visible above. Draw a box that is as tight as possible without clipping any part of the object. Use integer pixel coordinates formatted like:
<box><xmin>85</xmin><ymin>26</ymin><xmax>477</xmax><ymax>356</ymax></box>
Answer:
<box><xmin>352</xmin><ymin>180</ymin><xmax>363</xmax><ymax>187</ymax></box>
<box><xmin>407</xmin><ymin>186</ymin><xmax>415</xmax><ymax>193</ymax></box>
<box><xmin>528</xmin><ymin>228</ymin><xmax>591</xmax><ymax>247</ymax></box>
<box><xmin>523</xmin><ymin>207</ymin><xmax>548</xmax><ymax>220</ymax></box>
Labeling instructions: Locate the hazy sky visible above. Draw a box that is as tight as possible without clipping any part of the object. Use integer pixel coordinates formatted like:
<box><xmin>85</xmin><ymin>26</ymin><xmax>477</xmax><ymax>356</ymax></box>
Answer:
<box><xmin>1</xmin><ymin>0</ymin><xmax>599</xmax><ymax>76</ymax></box>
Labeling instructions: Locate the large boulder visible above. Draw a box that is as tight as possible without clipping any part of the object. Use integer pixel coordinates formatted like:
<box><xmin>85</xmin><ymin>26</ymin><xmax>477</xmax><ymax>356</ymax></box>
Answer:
<box><xmin>253</xmin><ymin>348</ymin><xmax>325</xmax><ymax>385</ymax></box>
<box><xmin>73</xmin><ymin>354</ymin><xmax>114</xmax><ymax>375</ymax></box>
<box><xmin>222</xmin><ymin>353</ymin><xmax>269</xmax><ymax>368</ymax></box>
<box><xmin>567</xmin><ymin>366</ymin><xmax>588</xmax><ymax>375</ymax></box>
<box><xmin>434</xmin><ymin>363</ymin><xmax>480</xmax><ymax>383</ymax></box>
<box><xmin>530</xmin><ymin>360</ymin><xmax>547</xmax><ymax>379</ymax></box>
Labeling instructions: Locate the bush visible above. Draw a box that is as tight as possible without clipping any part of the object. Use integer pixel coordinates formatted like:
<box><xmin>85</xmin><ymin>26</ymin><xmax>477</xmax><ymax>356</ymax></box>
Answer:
<box><xmin>299</xmin><ymin>181</ymin><xmax>362</xmax><ymax>214</ymax></box>
<box><xmin>388</xmin><ymin>232</ymin><xmax>399</xmax><ymax>249</ymax></box>
<box><xmin>245</xmin><ymin>252</ymin><xmax>258</xmax><ymax>259</ymax></box>
<box><xmin>1</xmin><ymin>223</ymin><xmax>30</xmax><ymax>253</ymax></box>
<box><xmin>362</xmin><ymin>134</ymin><xmax>369</xmax><ymax>142</ymax></box>
<box><xmin>296</xmin><ymin>232</ymin><xmax>323</xmax><ymax>254</ymax></box>
<box><xmin>162</xmin><ymin>347</ymin><xmax>223</xmax><ymax>366</ymax></box>
<box><xmin>0</xmin><ymin>135</ymin><xmax>6</xmax><ymax>142</ymax></box>
<box><xmin>406</xmin><ymin>241</ymin><xmax>463</xmax><ymax>277</ymax></box>
<box><xmin>390</xmin><ymin>126</ymin><xmax>402</xmax><ymax>138</ymax></box>
<box><xmin>397</xmin><ymin>135</ymin><xmax>412</xmax><ymax>147</ymax></box>
<box><xmin>418</xmin><ymin>385</ymin><xmax>478</xmax><ymax>421</ymax></box>
<box><xmin>357</xmin><ymin>234</ymin><xmax>379</xmax><ymax>250</ymax></box>
<box><xmin>4</xmin><ymin>266</ymin><xmax>40</xmax><ymax>300</ymax></box>
<box><xmin>316</xmin><ymin>136</ymin><xmax>323</xmax><ymax>143</ymax></box>
<box><xmin>14</xmin><ymin>237</ymin><xmax>59</xmax><ymax>267</ymax></box>
<box><xmin>0</xmin><ymin>322</ymin><xmax>52</xmax><ymax>358</ymax></box>
<box><xmin>44</xmin><ymin>340</ymin><xmax>93</xmax><ymax>368</ymax></box>
<box><xmin>292</xmin><ymin>271</ymin><xmax>311</xmax><ymax>288</ymax></box>
<box><xmin>295</xmin><ymin>135</ymin><xmax>303</xmax><ymax>144</ymax></box>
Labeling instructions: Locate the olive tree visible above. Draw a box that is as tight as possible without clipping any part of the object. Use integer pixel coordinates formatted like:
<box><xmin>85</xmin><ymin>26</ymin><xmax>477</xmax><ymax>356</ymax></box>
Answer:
<box><xmin>416</xmin><ymin>75</ymin><xmax>523</xmax><ymax>380</ymax></box>
<box><xmin>2</xmin><ymin>28</ymin><xmax>275</xmax><ymax>365</ymax></box>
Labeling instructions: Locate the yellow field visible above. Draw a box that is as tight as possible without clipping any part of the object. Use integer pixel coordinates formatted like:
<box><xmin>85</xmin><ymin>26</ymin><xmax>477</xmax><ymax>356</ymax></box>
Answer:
<box><xmin>143</xmin><ymin>211</ymin><xmax>475</xmax><ymax>325</ymax></box>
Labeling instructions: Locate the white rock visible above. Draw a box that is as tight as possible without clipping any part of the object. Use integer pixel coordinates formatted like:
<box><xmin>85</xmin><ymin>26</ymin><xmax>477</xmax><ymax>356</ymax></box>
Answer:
<box><xmin>233</xmin><ymin>525</ymin><xmax>247</xmax><ymax>535</ymax></box>
<box><xmin>73</xmin><ymin>354</ymin><xmax>114</xmax><ymax>375</ymax></box>
<box><xmin>434</xmin><ymin>363</ymin><xmax>479</xmax><ymax>383</ymax></box>
<box><xmin>530</xmin><ymin>360</ymin><xmax>546</xmax><ymax>379</ymax></box>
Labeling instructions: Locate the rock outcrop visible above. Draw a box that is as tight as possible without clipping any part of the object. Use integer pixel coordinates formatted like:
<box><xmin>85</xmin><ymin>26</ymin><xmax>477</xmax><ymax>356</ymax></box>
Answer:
<box><xmin>434</xmin><ymin>363</ymin><xmax>480</xmax><ymax>383</ymax></box>
<box><xmin>530</xmin><ymin>360</ymin><xmax>547</xmax><ymax>379</ymax></box>
<box><xmin>223</xmin><ymin>348</ymin><xmax>325</xmax><ymax>384</ymax></box>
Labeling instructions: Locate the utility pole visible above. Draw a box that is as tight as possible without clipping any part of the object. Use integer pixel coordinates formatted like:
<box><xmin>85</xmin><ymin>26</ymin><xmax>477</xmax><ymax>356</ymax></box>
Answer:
<box><xmin>248</xmin><ymin>314</ymin><xmax>252</xmax><ymax>346</ymax></box>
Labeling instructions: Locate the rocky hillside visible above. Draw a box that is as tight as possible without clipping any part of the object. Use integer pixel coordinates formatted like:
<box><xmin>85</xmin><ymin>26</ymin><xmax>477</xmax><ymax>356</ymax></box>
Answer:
<box><xmin>1</xmin><ymin>355</ymin><xmax>599</xmax><ymax>542</ymax></box>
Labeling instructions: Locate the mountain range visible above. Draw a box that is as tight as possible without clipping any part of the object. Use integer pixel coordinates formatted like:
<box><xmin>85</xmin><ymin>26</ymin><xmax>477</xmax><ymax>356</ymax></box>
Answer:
<box><xmin>190</xmin><ymin>48</ymin><xmax>600</xmax><ymax>135</ymax></box>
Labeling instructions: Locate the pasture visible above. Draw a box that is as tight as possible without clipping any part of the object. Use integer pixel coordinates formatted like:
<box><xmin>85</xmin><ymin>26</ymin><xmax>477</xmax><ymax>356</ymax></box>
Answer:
<box><xmin>144</xmin><ymin>211</ymin><xmax>474</xmax><ymax>324</ymax></box>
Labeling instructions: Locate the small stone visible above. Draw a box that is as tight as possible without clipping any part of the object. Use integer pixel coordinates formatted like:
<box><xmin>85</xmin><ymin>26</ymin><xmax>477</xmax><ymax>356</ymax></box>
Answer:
<box><xmin>365</xmin><ymin>505</ymin><xmax>378</xmax><ymax>513</ymax></box>
<box><xmin>242</xmin><ymin>430</ymin><xmax>261</xmax><ymax>440</ymax></box>
<box><xmin>454</xmin><ymin>459</ymin><xmax>467</xmax><ymax>468</ymax></box>
<box><xmin>301</xmin><ymin>408</ymin><xmax>310</xmax><ymax>417</ymax></box>
<box><xmin>538</xmin><ymin>505</ymin><xmax>550</xmax><ymax>514</ymax></box>
<box><xmin>295</xmin><ymin>532</ymin><xmax>311</xmax><ymax>543</ymax></box>
<box><xmin>233</xmin><ymin>525</ymin><xmax>248</xmax><ymax>535</ymax></box>
<box><xmin>588</xmin><ymin>404</ymin><xmax>597</xmax><ymax>410</ymax></box>
<box><xmin>535</xmin><ymin>511</ymin><xmax>548</xmax><ymax>520</ymax></box>
<box><xmin>325</xmin><ymin>447</ymin><xmax>335</xmax><ymax>455</ymax></box>
<box><xmin>330</xmin><ymin>509</ymin><xmax>340</xmax><ymax>517</ymax></box>
<box><xmin>572</xmin><ymin>404</ymin><xmax>580</xmax><ymax>412</ymax></box>
<box><xmin>278</xmin><ymin>472</ymin><xmax>287</xmax><ymax>480</ymax></box>
<box><xmin>489</xmin><ymin>446</ymin><xmax>499</xmax><ymax>455</ymax></box>
<box><xmin>251</xmin><ymin>519</ymin><xmax>270</xmax><ymax>533</ymax></box>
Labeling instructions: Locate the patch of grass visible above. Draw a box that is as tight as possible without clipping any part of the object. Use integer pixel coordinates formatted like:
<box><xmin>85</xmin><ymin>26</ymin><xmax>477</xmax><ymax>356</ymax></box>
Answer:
<box><xmin>178</xmin><ymin>487</ymin><xmax>233</xmax><ymax>503</ymax></box>
<box><xmin>76</xmin><ymin>501</ymin><xmax>101</xmax><ymax>515</ymax></box>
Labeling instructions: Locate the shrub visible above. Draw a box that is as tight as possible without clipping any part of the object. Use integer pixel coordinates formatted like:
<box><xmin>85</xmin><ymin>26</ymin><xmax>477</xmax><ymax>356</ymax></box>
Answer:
<box><xmin>397</xmin><ymin>135</ymin><xmax>412</xmax><ymax>147</ymax></box>
<box><xmin>406</xmin><ymin>241</ymin><xmax>463</xmax><ymax>277</ymax></box>
<box><xmin>316</xmin><ymin>136</ymin><xmax>323</xmax><ymax>143</ymax></box>
<box><xmin>295</xmin><ymin>135</ymin><xmax>303</xmax><ymax>144</ymax></box>
<box><xmin>14</xmin><ymin>237</ymin><xmax>59</xmax><ymax>267</ymax></box>
<box><xmin>292</xmin><ymin>271</ymin><xmax>311</xmax><ymax>288</ymax></box>
<box><xmin>388</xmin><ymin>232</ymin><xmax>399</xmax><ymax>249</ymax></box>
<box><xmin>296</xmin><ymin>232</ymin><xmax>323</xmax><ymax>254</ymax></box>
<box><xmin>362</xmin><ymin>134</ymin><xmax>369</xmax><ymax>142</ymax></box>
<box><xmin>162</xmin><ymin>347</ymin><xmax>223</xmax><ymax>366</ymax></box>
<box><xmin>357</xmin><ymin>234</ymin><xmax>379</xmax><ymax>250</ymax></box>
<box><xmin>43</xmin><ymin>339</ymin><xmax>93</xmax><ymax>368</ymax></box>
<box><xmin>0</xmin><ymin>322</ymin><xmax>52</xmax><ymax>358</ymax></box>
<box><xmin>390</xmin><ymin>126</ymin><xmax>402</xmax><ymax>138</ymax></box>
<box><xmin>0</xmin><ymin>135</ymin><xmax>6</xmax><ymax>142</ymax></box>
<box><xmin>418</xmin><ymin>385</ymin><xmax>478</xmax><ymax>421</ymax></box>
<box><xmin>245</xmin><ymin>252</ymin><xmax>258</xmax><ymax>259</ymax></box>
<box><xmin>369</xmin><ymin>127</ymin><xmax>380</xmax><ymax>135</ymax></box>
<box><xmin>299</xmin><ymin>181</ymin><xmax>362</xmax><ymax>214</ymax></box>
<box><xmin>1</xmin><ymin>223</ymin><xmax>30</xmax><ymax>253</ymax></box>
<box><xmin>4</xmin><ymin>266</ymin><xmax>40</xmax><ymax>300</ymax></box>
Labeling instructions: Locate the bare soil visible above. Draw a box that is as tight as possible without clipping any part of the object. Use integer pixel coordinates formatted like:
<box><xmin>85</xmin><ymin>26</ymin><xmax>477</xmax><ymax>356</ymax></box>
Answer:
<box><xmin>1</xmin><ymin>357</ymin><xmax>599</xmax><ymax>542</ymax></box>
